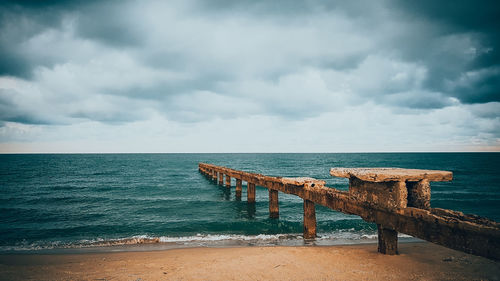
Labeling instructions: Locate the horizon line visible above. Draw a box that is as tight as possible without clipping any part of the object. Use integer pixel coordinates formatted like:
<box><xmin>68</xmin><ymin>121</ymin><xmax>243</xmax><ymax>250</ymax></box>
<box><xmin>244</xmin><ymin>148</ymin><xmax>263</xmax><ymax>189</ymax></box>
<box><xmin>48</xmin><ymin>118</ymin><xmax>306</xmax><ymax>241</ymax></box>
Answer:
<box><xmin>1</xmin><ymin>151</ymin><xmax>499</xmax><ymax>155</ymax></box>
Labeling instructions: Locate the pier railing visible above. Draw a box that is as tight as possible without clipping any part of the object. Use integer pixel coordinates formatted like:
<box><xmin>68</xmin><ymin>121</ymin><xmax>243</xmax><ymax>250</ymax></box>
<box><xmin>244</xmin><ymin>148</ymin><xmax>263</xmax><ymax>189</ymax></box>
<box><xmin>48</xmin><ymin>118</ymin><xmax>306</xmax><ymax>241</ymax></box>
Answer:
<box><xmin>199</xmin><ymin>163</ymin><xmax>500</xmax><ymax>260</ymax></box>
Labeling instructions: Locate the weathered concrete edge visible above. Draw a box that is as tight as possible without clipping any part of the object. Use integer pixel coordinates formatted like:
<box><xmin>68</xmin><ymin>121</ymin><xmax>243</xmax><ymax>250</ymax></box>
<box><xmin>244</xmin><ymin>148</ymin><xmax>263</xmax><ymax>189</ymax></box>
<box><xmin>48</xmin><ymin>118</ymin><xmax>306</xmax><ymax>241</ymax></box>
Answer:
<box><xmin>330</xmin><ymin>167</ymin><xmax>453</xmax><ymax>182</ymax></box>
<box><xmin>199</xmin><ymin>163</ymin><xmax>500</xmax><ymax>260</ymax></box>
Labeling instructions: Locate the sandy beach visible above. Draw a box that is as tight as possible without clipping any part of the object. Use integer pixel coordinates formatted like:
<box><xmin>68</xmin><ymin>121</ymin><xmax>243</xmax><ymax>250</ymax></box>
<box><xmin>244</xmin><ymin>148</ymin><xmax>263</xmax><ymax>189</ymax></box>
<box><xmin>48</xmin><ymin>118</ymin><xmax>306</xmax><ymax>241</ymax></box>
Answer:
<box><xmin>1</xmin><ymin>242</ymin><xmax>499</xmax><ymax>281</ymax></box>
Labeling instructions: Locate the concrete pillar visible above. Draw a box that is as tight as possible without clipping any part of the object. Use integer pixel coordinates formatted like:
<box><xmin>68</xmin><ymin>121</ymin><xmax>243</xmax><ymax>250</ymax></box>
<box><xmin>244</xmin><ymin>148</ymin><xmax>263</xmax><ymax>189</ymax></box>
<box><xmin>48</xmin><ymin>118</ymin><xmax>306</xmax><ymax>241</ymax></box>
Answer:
<box><xmin>377</xmin><ymin>224</ymin><xmax>398</xmax><ymax>255</ymax></box>
<box><xmin>225</xmin><ymin>175</ymin><xmax>231</xmax><ymax>188</ymax></box>
<box><xmin>407</xmin><ymin>179</ymin><xmax>431</xmax><ymax>209</ymax></box>
<box><xmin>247</xmin><ymin>182</ymin><xmax>256</xmax><ymax>203</ymax></box>
<box><xmin>269</xmin><ymin>189</ymin><xmax>279</xmax><ymax>218</ymax></box>
<box><xmin>218</xmin><ymin>173</ymin><xmax>224</xmax><ymax>186</ymax></box>
<box><xmin>349</xmin><ymin>177</ymin><xmax>408</xmax><ymax>210</ymax></box>
<box><xmin>303</xmin><ymin>199</ymin><xmax>316</xmax><ymax>239</ymax></box>
<box><xmin>212</xmin><ymin>170</ymin><xmax>217</xmax><ymax>181</ymax></box>
<box><xmin>236</xmin><ymin>179</ymin><xmax>242</xmax><ymax>198</ymax></box>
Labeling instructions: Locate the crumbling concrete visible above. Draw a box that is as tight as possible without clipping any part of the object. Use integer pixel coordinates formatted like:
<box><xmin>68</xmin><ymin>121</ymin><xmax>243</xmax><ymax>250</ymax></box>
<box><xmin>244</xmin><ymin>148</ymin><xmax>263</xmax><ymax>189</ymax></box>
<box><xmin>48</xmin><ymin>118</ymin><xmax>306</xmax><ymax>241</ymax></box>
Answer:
<box><xmin>199</xmin><ymin>163</ymin><xmax>500</xmax><ymax>260</ymax></box>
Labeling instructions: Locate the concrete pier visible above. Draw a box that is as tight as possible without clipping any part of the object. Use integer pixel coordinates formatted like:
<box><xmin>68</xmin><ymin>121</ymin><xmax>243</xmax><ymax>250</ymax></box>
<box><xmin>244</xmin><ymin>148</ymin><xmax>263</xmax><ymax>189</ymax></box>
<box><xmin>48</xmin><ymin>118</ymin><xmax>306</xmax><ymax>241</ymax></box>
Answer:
<box><xmin>199</xmin><ymin>163</ymin><xmax>500</xmax><ymax>260</ymax></box>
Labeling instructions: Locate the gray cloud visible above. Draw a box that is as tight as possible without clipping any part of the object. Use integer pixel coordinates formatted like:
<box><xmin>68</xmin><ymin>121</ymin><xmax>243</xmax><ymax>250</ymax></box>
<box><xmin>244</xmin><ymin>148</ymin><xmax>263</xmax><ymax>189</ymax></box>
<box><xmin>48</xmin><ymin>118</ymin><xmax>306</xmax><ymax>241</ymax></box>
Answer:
<box><xmin>0</xmin><ymin>89</ymin><xmax>44</xmax><ymax>124</ymax></box>
<box><xmin>392</xmin><ymin>0</ymin><xmax>500</xmax><ymax>33</ymax></box>
<box><xmin>0</xmin><ymin>1</ymin><xmax>73</xmax><ymax>77</ymax></box>
<box><xmin>0</xmin><ymin>0</ymin><xmax>499</xmax><ymax>151</ymax></box>
<box><xmin>74</xmin><ymin>1</ymin><xmax>145</xmax><ymax>47</ymax></box>
<box><xmin>382</xmin><ymin>91</ymin><xmax>456</xmax><ymax>109</ymax></box>
<box><xmin>388</xmin><ymin>0</ymin><xmax>500</xmax><ymax>104</ymax></box>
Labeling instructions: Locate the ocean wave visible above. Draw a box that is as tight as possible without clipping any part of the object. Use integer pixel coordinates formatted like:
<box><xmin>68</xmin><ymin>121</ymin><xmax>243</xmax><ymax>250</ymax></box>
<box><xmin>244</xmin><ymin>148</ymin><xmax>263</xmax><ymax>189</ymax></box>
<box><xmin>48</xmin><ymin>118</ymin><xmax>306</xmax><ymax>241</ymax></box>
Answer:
<box><xmin>0</xmin><ymin>230</ymin><xmax>389</xmax><ymax>252</ymax></box>
<box><xmin>0</xmin><ymin>230</ymin><xmax>422</xmax><ymax>253</ymax></box>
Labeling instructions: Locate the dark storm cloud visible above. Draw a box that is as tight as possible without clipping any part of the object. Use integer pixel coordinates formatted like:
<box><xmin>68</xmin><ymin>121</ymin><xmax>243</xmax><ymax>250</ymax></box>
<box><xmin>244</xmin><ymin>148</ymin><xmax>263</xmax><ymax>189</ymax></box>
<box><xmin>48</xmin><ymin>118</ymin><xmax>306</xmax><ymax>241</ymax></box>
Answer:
<box><xmin>0</xmin><ymin>0</ymin><xmax>79</xmax><ymax>78</ymax></box>
<box><xmin>390</xmin><ymin>0</ymin><xmax>500</xmax><ymax>104</ymax></box>
<box><xmin>74</xmin><ymin>1</ymin><xmax>145</xmax><ymax>47</ymax></box>
<box><xmin>0</xmin><ymin>2</ymin><xmax>66</xmax><ymax>77</ymax></box>
<box><xmin>0</xmin><ymin>0</ymin><xmax>134</xmax><ymax>78</ymax></box>
<box><xmin>393</xmin><ymin>0</ymin><xmax>500</xmax><ymax>33</ymax></box>
<box><xmin>450</xmin><ymin>67</ymin><xmax>500</xmax><ymax>104</ymax></box>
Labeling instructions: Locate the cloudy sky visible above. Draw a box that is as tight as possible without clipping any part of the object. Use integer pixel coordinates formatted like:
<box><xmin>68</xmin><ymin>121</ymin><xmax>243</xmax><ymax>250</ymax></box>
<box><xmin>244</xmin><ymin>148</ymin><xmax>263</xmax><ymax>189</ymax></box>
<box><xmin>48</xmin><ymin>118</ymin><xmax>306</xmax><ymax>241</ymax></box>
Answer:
<box><xmin>0</xmin><ymin>0</ymin><xmax>499</xmax><ymax>153</ymax></box>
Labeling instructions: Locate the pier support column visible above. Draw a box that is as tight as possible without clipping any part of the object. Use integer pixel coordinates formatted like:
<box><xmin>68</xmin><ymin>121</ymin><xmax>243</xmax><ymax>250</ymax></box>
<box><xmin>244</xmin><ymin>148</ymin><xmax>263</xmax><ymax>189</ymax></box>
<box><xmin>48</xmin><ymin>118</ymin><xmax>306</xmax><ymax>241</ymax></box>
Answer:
<box><xmin>377</xmin><ymin>224</ymin><xmax>398</xmax><ymax>255</ymax></box>
<box><xmin>212</xmin><ymin>170</ymin><xmax>217</xmax><ymax>181</ymax></box>
<box><xmin>236</xmin><ymin>179</ymin><xmax>242</xmax><ymax>198</ymax></box>
<box><xmin>225</xmin><ymin>175</ymin><xmax>231</xmax><ymax>188</ymax></box>
<box><xmin>303</xmin><ymin>199</ymin><xmax>316</xmax><ymax>239</ymax></box>
<box><xmin>218</xmin><ymin>173</ymin><xmax>224</xmax><ymax>186</ymax></box>
<box><xmin>268</xmin><ymin>189</ymin><xmax>279</xmax><ymax>218</ymax></box>
<box><xmin>407</xmin><ymin>179</ymin><xmax>431</xmax><ymax>209</ymax></box>
<box><xmin>247</xmin><ymin>182</ymin><xmax>256</xmax><ymax>203</ymax></box>
<box><xmin>348</xmin><ymin>178</ymin><xmax>407</xmax><ymax>210</ymax></box>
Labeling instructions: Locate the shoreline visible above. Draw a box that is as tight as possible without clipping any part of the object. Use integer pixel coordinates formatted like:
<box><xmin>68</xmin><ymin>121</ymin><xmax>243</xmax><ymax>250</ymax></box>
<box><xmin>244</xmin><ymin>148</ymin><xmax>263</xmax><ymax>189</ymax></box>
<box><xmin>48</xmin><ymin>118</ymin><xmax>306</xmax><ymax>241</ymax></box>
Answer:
<box><xmin>1</xmin><ymin>242</ymin><xmax>499</xmax><ymax>280</ymax></box>
<box><xmin>0</xmin><ymin>234</ymin><xmax>421</xmax><ymax>255</ymax></box>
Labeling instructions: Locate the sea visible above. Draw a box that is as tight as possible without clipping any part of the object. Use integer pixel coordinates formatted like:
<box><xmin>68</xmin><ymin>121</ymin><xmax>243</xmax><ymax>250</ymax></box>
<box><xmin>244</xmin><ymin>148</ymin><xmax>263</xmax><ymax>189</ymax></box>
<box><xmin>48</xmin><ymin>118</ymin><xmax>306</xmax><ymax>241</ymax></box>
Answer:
<box><xmin>0</xmin><ymin>153</ymin><xmax>499</xmax><ymax>253</ymax></box>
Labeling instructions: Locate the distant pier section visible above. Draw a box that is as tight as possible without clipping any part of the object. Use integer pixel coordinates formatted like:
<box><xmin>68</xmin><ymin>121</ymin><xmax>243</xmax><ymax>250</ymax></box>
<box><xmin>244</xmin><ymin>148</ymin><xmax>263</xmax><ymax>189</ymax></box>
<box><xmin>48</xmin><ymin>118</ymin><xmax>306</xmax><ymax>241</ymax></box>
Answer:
<box><xmin>199</xmin><ymin>163</ymin><xmax>500</xmax><ymax>260</ymax></box>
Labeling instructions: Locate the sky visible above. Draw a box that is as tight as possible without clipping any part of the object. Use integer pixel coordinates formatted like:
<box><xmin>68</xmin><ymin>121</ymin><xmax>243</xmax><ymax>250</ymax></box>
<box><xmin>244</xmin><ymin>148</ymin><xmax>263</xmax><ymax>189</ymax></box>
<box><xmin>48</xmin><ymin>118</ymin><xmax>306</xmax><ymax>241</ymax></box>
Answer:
<box><xmin>0</xmin><ymin>0</ymin><xmax>499</xmax><ymax>153</ymax></box>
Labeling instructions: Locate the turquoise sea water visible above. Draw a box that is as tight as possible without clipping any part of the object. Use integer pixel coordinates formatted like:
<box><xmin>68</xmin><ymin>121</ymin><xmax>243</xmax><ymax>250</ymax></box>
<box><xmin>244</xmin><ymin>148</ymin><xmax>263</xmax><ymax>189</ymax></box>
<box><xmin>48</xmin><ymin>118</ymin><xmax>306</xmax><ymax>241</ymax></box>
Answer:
<box><xmin>0</xmin><ymin>153</ymin><xmax>499</xmax><ymax>252</ymax></box>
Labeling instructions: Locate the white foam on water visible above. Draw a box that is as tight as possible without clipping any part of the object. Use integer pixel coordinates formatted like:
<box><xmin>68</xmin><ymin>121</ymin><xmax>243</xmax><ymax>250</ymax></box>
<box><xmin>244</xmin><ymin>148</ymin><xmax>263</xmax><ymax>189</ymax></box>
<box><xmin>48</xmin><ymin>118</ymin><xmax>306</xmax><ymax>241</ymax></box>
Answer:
<box><xmin>0</xmin><ymin>230</ymin><xmax>420</xmax><ymax>253</ymax></box>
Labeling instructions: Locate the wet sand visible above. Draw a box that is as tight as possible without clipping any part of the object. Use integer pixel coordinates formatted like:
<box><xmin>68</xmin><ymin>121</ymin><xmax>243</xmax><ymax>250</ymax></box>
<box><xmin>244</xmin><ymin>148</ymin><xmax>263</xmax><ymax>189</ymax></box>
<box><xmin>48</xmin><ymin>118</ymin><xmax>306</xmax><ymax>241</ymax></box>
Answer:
<box><xmin>0</xmin><ymin>242</ymin><xmax>499</xmax><ymax>280</ymax></box>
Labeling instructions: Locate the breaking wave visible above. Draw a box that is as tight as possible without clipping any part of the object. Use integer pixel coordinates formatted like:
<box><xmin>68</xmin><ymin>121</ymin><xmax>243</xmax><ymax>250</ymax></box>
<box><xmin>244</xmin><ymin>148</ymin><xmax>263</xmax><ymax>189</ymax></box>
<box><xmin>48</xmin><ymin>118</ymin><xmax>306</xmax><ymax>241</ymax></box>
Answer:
<box><xmin>0</xmin><ymin>230</ymin><xmax>417</xmax><ymax>253</ymax></box>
